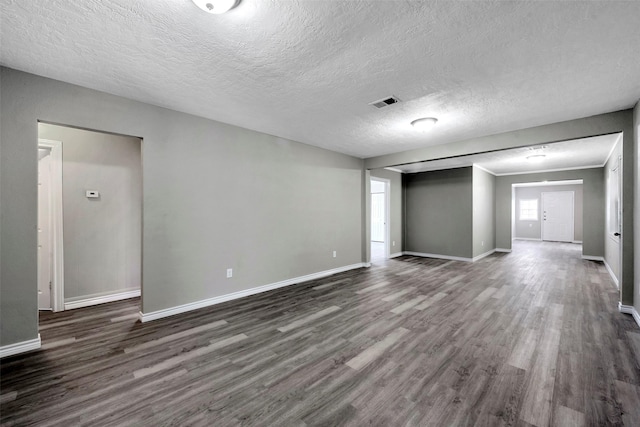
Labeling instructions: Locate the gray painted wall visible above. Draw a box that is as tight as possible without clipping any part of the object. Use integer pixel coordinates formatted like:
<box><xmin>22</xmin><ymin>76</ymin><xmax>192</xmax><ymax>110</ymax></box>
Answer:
<box><xmin>0</xmin><ymin>67</ymin><xmax>364</xmax><ymax>347</ymax></box>
<box><xmin>38</xmin><ymin>123</ymin><xmax>142</xmax><ymax>301</ymax></box>
<box><xmin>370</xmin><ymin>168</ymin><xmax>403</xmax><ymax>255</ymax></box>
<box><xmin>472</xmin><ymin>167</ymin><xmax>496</xmax><ymax>257</ymax></box>
<box><xmin>604</xmin><ymin>137</ymin><xmax>622</xmax><ymax>285</ymax></box>
<box><xmin>514</xmin><ymin>184</ymin><xmax>583</xmax><ymax>242</ymax></box>
<box><xmin>496</xmin><ymin>169</ymin><xmax>604</xmax><ymax>260</ymax></box>
<box><xmin>634</xmin><ymin>101</ymin><xmax>640</xmax><ymax>313</ymax></box>
<box><xmin>404</xmin><ymin>167</ymin><xmax>473</xmax><ymax>258</ymax></box>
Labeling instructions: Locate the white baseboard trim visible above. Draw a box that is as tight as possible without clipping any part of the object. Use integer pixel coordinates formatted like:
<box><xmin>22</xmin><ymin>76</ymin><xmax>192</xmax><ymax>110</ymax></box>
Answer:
<box><xmin>582</xmin><ymin>255</ymin><xmax>604</xmax><ymax>262</ymax></box>
<box><xmin>572</xmin><ymin>240</ymin><xmax>583</xmax><ymax>244</ymax></box>
<box><xmin>65</xmin><ymin>289</ymin><xmax>141</xmax><ymax>310</ymax></box>
<box><xmin>140</xmin><ymin>263</ymin><xmax>366</xmax><ymax>323</ymax></box>
<box><xmin>403</xmin><ymin>251</ymin><xmax>472</xmax><ymax>262</ymax></box>
<box><xmin>389</xmin><ymin>252</ymin><xmax>403</xmax><ymax>258</ymax></box>
<box><xmin>603</xmin><ymin>259</ymin><xmax>619</xmax><ymax>289</ymax></box>
<box><xmin>618</xmin><ymin>303</ymin><xmax>640</xmax><ymax>329</ymax></box>
<box><xmin>0</xmin><ymin>334</ymin><xmax>41</xmax><ymax>359</ymax></box>
<box><xmin>495</xmin><ymin>248</ymin><xmax>512</xmax><ymax>253</ymax></box>
<box><xmin>514</xmin><ymin>237</ymin><xmax>542</xmax><ymax>241</ymax></box>
<box><xmin>472</xmin><ymin>249</ymin><xmax>496</xmax><ymax>262</ymax></box>
<box><xmin>403</xmin><ymin>249</ymin><xmax>497</xmax><ymax>263</ymax></box>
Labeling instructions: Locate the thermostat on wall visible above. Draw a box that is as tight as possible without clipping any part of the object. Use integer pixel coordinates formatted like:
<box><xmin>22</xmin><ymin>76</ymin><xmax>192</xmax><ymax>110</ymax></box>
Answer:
<box><xmin>86</xmin><ymin>190</ymin><xmax>100</xmax><ymax>199</ymax></box>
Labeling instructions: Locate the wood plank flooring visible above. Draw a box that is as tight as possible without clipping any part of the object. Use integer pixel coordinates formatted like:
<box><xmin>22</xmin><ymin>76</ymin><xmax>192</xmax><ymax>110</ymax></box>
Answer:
<box><xmin>1</xmin><ymin>241</ymin><xmax>640</xmax><ymax>426</ymax></box>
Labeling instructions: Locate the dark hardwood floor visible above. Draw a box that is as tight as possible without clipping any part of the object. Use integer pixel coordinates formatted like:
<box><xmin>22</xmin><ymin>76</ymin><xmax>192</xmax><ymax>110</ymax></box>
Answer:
<box><xmin>2</xmin><ymin>241</ymin><xmax>640</xmax><ymax>426</ymax></box>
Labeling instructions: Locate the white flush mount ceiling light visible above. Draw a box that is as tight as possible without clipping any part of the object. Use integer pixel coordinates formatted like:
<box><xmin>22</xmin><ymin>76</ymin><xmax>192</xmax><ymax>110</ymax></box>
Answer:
<box><xmin>411</xmin><ymin>117</ymin><xmax>438</xmax><ymax>131</ymax></box>
<box><xmin>526</xmin><ymin>145</ymin><xmax>547</xmax><ymax>161</ymax></box>
<box><xmin>526</xmin><ymin>154</ymin><xmax>546</xmax><ymax>161</ymax></box>
<box><xmin>192</xmin><ymin>0</ymin><xmax>239</xmax><ymax>14</ymax></box>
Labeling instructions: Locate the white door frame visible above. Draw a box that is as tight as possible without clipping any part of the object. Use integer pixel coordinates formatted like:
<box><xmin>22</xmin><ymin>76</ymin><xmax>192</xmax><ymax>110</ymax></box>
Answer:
<box><xmin>38</xmin><ymin>139</ymin><xmax>64</xmax><ymax>312</ymax></box>
<box><xmin>541</xmin><ymin>190</ymin><xmax>574</xmax><ymax>242</ymax></box>
<box><xmin>370</xmin><ymin>177</ymin><xmax>391</xmax><ymax>259</ymax></box>
<box><xmin>615</xmin><ymin>153</ymin><xmax>623</xmax><ymax>290</ymax></box>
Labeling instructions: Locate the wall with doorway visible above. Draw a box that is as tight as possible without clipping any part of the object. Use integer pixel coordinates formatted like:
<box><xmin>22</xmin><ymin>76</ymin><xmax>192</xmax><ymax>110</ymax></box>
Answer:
<box><xmin>605</xmin><ymin>137</ymin><xmax>622</xmax><ymax>285</ymax></box>
<box><xmin>368</xmin><ymin>111</ymin><xmax>634</xmax><ymax>306</ymax></box>
<box><xmin>404</xmin><ymin>167</ymin><xmax>473</xmax><ymax>258</ymax></box>
<box><xmin>514</xmin><ymin>184</ymin><xmax>583</xmax><ymax>242</ymax></box>
<box><xmin>370</xmin><ymin>168</ymin><xmax>402</xmax><ymax>255</ymax></box>
<box><xmin>496</xmin><ymin>168</ymin><xmax>603</xmax><ymax>258</ymax></box>
<box><xmin>38</xmin><ymin>124</ymin><xmax>142</xmax><ymax>303</ymax></box>
<box><xmin>0</xmin><ymin>67</ymin><xmax>363</xmax><ymax>348</ymax></box>
<box><xmin>472</xmin><ymin>166</ymin><xmax>495</xmax><ymax>257</ymax></box>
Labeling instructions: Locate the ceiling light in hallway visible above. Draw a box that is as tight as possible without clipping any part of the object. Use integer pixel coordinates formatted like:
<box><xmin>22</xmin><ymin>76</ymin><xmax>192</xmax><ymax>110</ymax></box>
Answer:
<box><xmin>411</xmin><ymin>117</ymin><xmax>438</xmax><ymax>131</ymax></box>
<box><xmin>526</xmin><ymin>154</ymin><xmax>546</xmax><ymax>161</ymax></box>
<box><xmin>192</xmin><ymin>0</ymin><xmax>240</xmax><ymax>14</ymax></box>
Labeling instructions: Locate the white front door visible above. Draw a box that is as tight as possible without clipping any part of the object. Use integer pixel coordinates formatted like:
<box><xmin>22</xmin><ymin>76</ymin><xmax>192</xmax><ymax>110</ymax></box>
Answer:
<box><xmin>542</xmin><ymin>191</ymin><xmax>574</xmax><ymax>242</ymax></box>
<box><xmin>38</xmin><ymin>151</ymin><xmax>53</xmax><ymax>310</ymax></box>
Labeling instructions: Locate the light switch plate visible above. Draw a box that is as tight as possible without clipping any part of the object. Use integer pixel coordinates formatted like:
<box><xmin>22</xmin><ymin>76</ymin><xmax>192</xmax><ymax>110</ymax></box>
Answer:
<box><xmin>86</xmin><ymin>190</ymin><xmax>100</xmax><ymax>198</ymax></box>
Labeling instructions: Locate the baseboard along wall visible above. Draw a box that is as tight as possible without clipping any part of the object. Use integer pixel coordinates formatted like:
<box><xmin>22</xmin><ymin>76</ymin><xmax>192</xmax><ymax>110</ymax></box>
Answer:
<box><xmin>578</xmin><ymin>255</ymin><xmax>619</xmax><ymax>291</ymax></box>
<box><xmin>403</xmin><ymin>249</ymin><xmax>497</xmax><ymax>263</ymax></box>
<box><xmin>472</xmin><ymin>249</ymin><xmax>497</xmax><ymax>262</ymax></box>
<box><xmin>64</xmin><ymin>289</ymin><xmax>141</xmax><ymax>310</ymax></box>
<box><xmin>0</xmin><ymin>334</ymin><xmax>41</xmax><ymax>359</ymax></box>
<box><xmin>618</xmin><ymin>303</ymin><xmax>640</xmax><ymax>330</ymax></box>
<box><xmin>403</xmin><ymin>251</ymin><xmax>473</xmax><ymax>262</ymax></box>
<box><xmin>603</xmin><ymin>259</ymin><xmax>619</xmax><ymax>289</ymax></box>
<box><xmin>140</xmin><ymin>263</ymin><xmax>366</xmax><ymax>323</ymax></box>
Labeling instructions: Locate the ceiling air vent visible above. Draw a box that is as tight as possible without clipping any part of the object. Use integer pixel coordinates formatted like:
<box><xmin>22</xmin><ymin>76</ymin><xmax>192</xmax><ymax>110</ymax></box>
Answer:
<box><xmin>369</xmin><ymin>96</ymin><xmax>401</xmax><ymax>109</ymax></box>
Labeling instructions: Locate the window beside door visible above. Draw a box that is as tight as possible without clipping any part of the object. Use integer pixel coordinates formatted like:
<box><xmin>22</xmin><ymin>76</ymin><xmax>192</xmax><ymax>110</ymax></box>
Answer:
<box><xmin>519</xmin><ymin>199</ymin><xmax>538</xmax><ymax>221</ymax></box>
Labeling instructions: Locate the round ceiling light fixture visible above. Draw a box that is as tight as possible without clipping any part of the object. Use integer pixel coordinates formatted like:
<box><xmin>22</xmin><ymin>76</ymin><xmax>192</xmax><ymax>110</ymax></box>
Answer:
<box><xmin>192</xmin><ymin>0</ymin><xmax>240</xmax><ymax>14</ymax></box>
<box><xmin>411</xmin><ymin>117</ymin><xmax>438</xmax><ymax>131</ymax></box>
<box><xmin>526</xmin><ymin>154</ymin><xmax>546</xmax><ymax>161</ymax></box>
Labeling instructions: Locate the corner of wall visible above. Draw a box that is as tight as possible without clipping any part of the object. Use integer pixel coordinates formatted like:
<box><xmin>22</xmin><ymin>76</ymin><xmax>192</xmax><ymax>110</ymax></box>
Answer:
<box><xmin>633</xmin><ymin>99</ymin><xmax>640</xmax><ymax>313</ymax></box>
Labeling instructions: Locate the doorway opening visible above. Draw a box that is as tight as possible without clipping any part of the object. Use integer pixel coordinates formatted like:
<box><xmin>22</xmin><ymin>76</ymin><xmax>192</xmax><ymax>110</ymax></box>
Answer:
<box><xmin>37</xmin><ymin>123</ymin><xmax>142</xmax><ymax>317</ymax></box>
<box><xmin>511</xmin><ymin>180</ymin><xmax>583</xmax><ymax>255</ymax></box>
<box><xmin>38</xmin><ymin>140</ymin><xmax>64</xmax><ymax>311</ymax></box>
<box><xmin>370</xmin><ymin>177</ymin><xmax>390</xmax><ymax>262</ymax></box>
<box><xmin>605</xmin><ymin>137</ymin><xmax>623</xmax><ymax>289</ymax></box>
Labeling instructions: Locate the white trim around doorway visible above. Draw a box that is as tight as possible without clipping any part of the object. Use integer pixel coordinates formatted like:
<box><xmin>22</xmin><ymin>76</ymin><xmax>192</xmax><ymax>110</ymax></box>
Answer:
<box><xmin>370</xmin><ymin>177</ymin><xmax>391</xmax><ymax>261</ymax></box>
<box><xmin>38</xmin><ymin>139</ymin><xmax>64</xmax><ymax>312</ymax></box>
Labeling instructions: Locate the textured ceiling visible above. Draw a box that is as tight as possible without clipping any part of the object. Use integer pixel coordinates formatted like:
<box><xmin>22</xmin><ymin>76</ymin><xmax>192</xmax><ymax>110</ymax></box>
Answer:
<box><xmin>394</xmin><ymin>133</ymin><xmax>621</xmax><ymax>175</ymax></box>
<box><xmin>1</xmin><ymin>0</ymin><xmax>639</xmax><ymax>158</ymax></box>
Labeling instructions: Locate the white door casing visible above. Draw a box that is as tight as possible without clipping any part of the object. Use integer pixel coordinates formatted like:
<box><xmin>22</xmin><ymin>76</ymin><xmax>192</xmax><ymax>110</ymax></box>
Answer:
<box><xmin>38</xmin><ymin>139</ymin><xmax>65</xmax><ymax>312</ymax></box>
<box><xmin>370</xmin><ymin>177</ymin><xmax>390</xmax><ymax>259</ymax></box>
<box><xmin>542</xmin><ymin>191</ymin><xmax>574</xmax><ymax>242</ymax></box>
<box><xmin>38</xmin><ymin>152</ymin><xmax>53</xmax><ymax>310</ymax></box>
<box><xmin>615</xmin><ymin>154</ymin><xmax>622</xmax><ymax>287</ymax></box>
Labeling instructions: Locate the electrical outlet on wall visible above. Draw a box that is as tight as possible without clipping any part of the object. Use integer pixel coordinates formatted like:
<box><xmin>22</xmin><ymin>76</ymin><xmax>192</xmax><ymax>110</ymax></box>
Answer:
<box><xmin>226</xmin><ymin>268</ymin><xmax>233</xmax><ymax>278</ymax></box>
<box><xmin>333</xmin><ymin>251</ymin><xmax>337</xmax><ymax>258</ymax></box>
<box><xmin>482</xmin><ymin>241</ymin><xmax>484</xmax><ymax>247</ymax></box>
<box><xmin>393</xmin><ymin>241</ymin><xmax>395</xmax><ymax>246</ymax></box>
